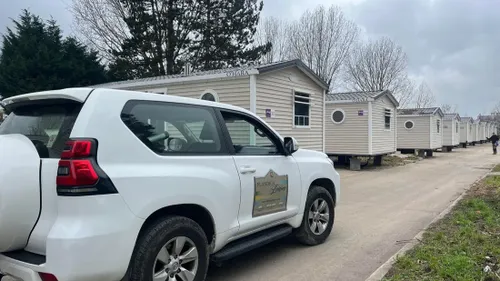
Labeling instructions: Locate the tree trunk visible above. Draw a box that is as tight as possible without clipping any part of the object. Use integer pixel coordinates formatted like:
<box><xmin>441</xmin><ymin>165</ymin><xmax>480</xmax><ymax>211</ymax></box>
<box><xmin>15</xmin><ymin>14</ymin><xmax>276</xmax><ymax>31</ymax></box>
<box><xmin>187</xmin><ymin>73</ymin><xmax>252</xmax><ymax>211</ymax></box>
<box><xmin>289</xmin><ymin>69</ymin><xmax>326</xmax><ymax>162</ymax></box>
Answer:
<box><xmin>166</xmin><ymin>0</ymin><xmax>176</xmax><ymax>75</ymax></box>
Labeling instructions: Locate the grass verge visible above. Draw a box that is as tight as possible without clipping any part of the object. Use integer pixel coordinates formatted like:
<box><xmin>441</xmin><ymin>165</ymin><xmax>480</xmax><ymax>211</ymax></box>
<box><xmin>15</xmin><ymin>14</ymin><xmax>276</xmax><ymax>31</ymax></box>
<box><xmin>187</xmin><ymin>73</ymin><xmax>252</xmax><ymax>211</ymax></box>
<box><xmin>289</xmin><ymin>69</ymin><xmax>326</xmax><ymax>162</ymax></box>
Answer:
<box><xmin>492</xmin><ymin>164</ymin><xmax>500</xmax><ymax>173</ymax></box>
<box><xmin>383</xmin><ymin>173</ymin><xmax>500</xmax><ymax>281</ymax></box>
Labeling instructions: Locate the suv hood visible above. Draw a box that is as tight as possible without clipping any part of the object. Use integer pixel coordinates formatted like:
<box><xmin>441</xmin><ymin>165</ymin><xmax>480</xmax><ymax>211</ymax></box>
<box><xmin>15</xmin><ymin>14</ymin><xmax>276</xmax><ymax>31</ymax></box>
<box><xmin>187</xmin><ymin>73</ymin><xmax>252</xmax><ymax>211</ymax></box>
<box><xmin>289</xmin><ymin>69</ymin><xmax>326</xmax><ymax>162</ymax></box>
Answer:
<box><xmin>292</xmin><ymin>148</ymin><xmax>328</xmax><ymax>159</ymax></box>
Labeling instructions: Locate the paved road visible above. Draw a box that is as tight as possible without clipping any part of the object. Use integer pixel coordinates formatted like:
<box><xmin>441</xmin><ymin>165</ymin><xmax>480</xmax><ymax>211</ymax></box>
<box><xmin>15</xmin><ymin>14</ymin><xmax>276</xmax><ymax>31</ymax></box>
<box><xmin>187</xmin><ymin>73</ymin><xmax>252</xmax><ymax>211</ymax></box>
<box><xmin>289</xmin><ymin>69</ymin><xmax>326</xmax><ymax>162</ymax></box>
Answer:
<box><xmin>207</xmin><ymin>145</ymin><xmax>498</xmax><ymax>281</ymax></box>
<box><xmin>2</xmin><ymin>145</ymin><xmax>497</xmax><ymax>281</ymax></box>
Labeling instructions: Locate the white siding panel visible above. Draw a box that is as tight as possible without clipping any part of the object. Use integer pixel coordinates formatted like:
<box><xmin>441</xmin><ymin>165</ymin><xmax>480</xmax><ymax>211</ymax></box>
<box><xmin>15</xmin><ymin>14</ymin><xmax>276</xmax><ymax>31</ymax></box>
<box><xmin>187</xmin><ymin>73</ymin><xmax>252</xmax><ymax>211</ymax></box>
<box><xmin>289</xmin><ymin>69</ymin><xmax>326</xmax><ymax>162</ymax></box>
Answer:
<box><xmin>430</xmin><ymin>116</ymin><xmax>443</xmax><ymax>149</ymax></box>
<box><xmin>397</xmin><ymin>116</ymin><xmax>431</xmax><ymax>149</ymax></box>
<box><xmin>256</xmin><ymin>67</ymin><xmax>324</xmax><ymax>151</ymax></box>
<box><xmin>472</xmin><ymin>123</ymin><xmax>478</xmax><ymax>142</ymax></box>
<box><xmin>325</xmin><ymin>102</ymin><xmax>369</xmax><ymax>155</ymax></box>
<box><xmin>443</xmin><ymin>119</ymin><xmax>454</xmax><ymax>146</ymax></box>
<box><xmin>371</xmin><ymin>96</ymin><xmax>397</xmax><ymax>154</ymax></box>
<box><xmin>159</xmin><ymin>77</ymin><xmax>250</xmax><ymax>110</ymax></box>
<box><xmin>444</xmin><ymin>118</ymin><xmax>460</xmax><ymax>146</ymax></box>
<box><xmin>479</xmin><ymin>123</ymin><xmax>487</xmax><ymax>140</ymax></box>
<box><xmin>459</xmin><ymin>121</ymin><xmax>472</xmax><ymax>143</ymax></box>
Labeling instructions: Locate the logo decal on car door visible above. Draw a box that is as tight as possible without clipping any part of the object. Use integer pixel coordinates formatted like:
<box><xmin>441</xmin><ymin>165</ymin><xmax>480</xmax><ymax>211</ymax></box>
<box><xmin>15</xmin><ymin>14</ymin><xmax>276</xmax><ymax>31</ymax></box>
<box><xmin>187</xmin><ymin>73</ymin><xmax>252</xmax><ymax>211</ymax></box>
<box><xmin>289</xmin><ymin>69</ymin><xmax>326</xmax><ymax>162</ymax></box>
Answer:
<box><xmin>252</xmin><ymin>170</ymin><xmax>288</xmax><ymax>217</ymax></box>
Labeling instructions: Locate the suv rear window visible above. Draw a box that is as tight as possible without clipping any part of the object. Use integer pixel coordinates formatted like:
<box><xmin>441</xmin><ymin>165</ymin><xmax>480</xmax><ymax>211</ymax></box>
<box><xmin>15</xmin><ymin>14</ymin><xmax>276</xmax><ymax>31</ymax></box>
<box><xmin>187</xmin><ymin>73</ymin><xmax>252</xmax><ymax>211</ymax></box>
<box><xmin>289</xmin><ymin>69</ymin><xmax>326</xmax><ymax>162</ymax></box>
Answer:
<box><xmin>0</xmin><ymin>100</ymin><xmax>82</xmax><ymax>158</ymax></box>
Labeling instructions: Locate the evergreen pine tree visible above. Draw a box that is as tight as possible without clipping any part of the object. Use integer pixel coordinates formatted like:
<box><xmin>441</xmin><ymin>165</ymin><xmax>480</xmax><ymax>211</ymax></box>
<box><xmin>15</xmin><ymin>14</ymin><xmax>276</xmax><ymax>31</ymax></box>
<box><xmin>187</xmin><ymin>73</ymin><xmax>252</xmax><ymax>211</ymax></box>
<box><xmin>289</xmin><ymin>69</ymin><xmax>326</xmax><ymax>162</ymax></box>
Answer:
<box><xmin>0</xmin><ymin>10</ymin><xmax>108</xmax><ymax>98</ymax></box>
<box><xmin>190</xmin><ymin>0</ymin><xmax>271</xmax><ymax>71</ymax></box>
<box><xmin>110</xmin><ymin>0</ymin><xmax>201</xmax><ymax>78</ymax></box>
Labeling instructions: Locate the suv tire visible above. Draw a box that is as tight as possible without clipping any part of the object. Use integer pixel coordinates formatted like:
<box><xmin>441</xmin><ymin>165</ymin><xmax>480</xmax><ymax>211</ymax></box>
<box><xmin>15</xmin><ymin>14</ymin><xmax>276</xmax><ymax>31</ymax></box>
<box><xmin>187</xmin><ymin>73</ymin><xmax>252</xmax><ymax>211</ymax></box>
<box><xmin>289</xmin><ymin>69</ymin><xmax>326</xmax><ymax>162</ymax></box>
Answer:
<box><xmin>123</xmin><ymin>216</ymin><xmax>209</xmax><ymax>281</ymax></box>
<box><xmin>295</xmin><ymin>185</ymin><xmax>335</xmax><ymax>246</ymax></box>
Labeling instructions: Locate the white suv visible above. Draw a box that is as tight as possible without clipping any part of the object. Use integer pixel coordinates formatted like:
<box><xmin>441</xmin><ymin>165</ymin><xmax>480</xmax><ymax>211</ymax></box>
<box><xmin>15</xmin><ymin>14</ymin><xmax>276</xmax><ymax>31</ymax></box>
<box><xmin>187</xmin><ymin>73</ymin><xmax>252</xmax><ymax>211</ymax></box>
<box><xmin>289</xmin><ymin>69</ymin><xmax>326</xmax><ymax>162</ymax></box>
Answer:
<box><xmin>0</xmin><ymin>88</ymin><xmax>340</xmax><ymax>281</ymax></box>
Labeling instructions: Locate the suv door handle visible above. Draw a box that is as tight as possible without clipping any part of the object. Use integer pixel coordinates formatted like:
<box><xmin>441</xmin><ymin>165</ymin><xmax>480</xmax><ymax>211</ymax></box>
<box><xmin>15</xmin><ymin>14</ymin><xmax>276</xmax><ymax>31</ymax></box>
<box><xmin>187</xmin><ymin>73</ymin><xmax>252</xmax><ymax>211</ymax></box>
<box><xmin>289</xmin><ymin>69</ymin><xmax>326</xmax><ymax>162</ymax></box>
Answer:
<box><xmin>240</xmin><ymin>166</ymin><xmax>256</xmax><ymax>174</ymax></box>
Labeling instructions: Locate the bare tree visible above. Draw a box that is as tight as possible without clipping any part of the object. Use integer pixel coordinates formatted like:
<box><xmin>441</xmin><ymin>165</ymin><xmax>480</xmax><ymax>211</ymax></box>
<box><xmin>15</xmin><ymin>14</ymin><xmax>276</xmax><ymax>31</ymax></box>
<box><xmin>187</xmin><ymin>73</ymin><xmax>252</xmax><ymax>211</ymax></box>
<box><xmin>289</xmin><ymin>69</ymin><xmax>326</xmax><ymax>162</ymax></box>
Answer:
<box><xmin>343</xmin><ymin>37</ymin><xmax>408</xmax><ymax>98</ymax></box>
<box><xmin>441</xmin><ymin>103</ymin><xmax>458</xmax><ymax>113</ymax></box>
<box><xmin>70</xmin><ymin>0</ymin><xmax>130</xmax><ymax>60</ymax></box>
<box><xmin>490</xmin><ymin>101</ymin><xmax>500</xmax><ymax>124</ymax></box>
<box><xmin>492</xmin><ymin>101</ymin><xmax>500</xmax><ymax>114</ymax></box>
<box><xmin>288</xmin><ymin>5</ymin><xmax>360</xmax><ymax>88</ymax></box>
<box><xmin>256</xmin><ymin>17</ymin><xmax>291</xmax><ymax>64</ymax></box>
<box><xmin>394</xmin><ymin>76</ymin><xmax>415</xmax><ymax>108</ymax></box>
<box><xmin>413</xmin><ymin>81</ymin><xmax>436</xmax><ymax>108</ymax></box>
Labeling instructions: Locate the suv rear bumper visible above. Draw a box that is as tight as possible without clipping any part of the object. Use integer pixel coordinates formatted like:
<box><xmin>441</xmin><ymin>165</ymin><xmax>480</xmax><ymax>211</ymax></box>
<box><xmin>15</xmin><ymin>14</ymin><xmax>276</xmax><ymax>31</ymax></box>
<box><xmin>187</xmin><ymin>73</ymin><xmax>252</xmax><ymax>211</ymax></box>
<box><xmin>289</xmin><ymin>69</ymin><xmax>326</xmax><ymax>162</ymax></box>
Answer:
<box><xmin>0</xmin><ymin>194</ymin><xmax>144</xmax><ymax>281</ymax></box>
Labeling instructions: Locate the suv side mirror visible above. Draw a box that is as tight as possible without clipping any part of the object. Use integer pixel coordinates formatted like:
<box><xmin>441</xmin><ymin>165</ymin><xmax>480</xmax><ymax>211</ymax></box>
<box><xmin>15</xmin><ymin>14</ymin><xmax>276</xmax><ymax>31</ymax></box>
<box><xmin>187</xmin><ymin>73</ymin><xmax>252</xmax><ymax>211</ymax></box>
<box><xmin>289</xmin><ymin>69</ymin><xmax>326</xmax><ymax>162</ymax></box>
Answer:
<box><xmin>284</xmin><ymin>137</ymin><xmax>299</xmax><ymax>154</ymax></box>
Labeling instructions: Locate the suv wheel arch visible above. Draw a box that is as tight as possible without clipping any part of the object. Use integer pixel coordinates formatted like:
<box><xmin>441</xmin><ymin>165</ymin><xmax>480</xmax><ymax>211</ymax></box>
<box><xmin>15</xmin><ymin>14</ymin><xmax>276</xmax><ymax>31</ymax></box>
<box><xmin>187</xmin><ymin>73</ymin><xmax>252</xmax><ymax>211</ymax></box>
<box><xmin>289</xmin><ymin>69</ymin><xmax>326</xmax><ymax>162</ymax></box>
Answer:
<box><xmin>310</xmin><ymin>178</ymin><xmax>336</xmax><ymax>206</ymax></box>
<box><xmin>138</xmin><ymin>204</ymin><xmax>216</xmax><ymax>250</ymax></box>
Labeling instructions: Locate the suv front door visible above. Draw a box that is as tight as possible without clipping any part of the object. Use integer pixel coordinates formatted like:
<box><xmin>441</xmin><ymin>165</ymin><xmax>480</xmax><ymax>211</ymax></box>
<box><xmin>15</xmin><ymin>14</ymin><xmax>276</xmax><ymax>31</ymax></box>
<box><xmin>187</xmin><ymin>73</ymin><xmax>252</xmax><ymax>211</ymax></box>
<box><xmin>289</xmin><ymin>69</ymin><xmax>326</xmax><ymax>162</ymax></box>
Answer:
<box><xmin>218</xmin><ymin>110</ymin><xmax>302</xmax><ymax>236</ymax></box>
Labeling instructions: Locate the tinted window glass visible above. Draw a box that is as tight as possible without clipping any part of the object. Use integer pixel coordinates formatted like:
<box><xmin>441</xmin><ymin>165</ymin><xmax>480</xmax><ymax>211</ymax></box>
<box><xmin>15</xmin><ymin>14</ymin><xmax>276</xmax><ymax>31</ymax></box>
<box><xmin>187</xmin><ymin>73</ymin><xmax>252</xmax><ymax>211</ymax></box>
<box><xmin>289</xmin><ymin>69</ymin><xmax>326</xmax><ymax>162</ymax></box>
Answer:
<box><xmin>0</xmin><ymin>101</ymin><xmax>82</xmax><ymax>158</ymax></box>
<box><xmin>221</xmin><ymin>111</ymin><xmax>280</xmax><ymax>155</ymax></box>
<box><xmin>121</xmin><ymin>101</ymin><xmax>223</xmax><ymax>154</ymax></box>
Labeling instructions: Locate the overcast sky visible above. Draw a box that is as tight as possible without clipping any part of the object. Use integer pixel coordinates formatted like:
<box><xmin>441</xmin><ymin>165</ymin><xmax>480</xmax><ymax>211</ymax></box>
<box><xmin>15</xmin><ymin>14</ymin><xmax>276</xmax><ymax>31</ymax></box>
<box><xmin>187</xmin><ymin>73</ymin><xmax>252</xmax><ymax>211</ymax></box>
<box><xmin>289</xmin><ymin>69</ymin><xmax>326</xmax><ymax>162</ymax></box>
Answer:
<box><xmin>1</xmin><ymin>0</ymin><xmax>499</xmax><ymax>116</ymax></box>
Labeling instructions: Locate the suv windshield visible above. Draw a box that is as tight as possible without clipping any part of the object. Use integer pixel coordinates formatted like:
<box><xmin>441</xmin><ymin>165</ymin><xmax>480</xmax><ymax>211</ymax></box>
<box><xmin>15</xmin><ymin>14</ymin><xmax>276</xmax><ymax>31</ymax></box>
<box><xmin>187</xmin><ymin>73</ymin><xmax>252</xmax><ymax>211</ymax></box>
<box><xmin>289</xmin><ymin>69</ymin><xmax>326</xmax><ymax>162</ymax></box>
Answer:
<box><xmin>0</xmin><ymin>100</ymin><xmax>82</xmax><ymax>158</ymax></box>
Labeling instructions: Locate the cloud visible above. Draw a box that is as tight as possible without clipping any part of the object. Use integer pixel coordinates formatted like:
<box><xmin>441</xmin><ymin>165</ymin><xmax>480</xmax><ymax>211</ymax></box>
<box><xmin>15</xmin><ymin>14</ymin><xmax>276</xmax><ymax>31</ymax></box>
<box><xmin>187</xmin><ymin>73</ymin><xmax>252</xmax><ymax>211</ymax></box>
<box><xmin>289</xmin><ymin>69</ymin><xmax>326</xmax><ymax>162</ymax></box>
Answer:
<box><xmin>1</xmin><ymin>0</ymin><xmax>498</xmax><ymax>115</ymax></box>
<box><xmin>263</xmin><ymin>0</ymin><xmax>500</xmax><ymax>115</ymax></box>
<box><xmin>0</xmin><ymin>0</ymin><xmax>73</xmax><ymax>38</ymax></box>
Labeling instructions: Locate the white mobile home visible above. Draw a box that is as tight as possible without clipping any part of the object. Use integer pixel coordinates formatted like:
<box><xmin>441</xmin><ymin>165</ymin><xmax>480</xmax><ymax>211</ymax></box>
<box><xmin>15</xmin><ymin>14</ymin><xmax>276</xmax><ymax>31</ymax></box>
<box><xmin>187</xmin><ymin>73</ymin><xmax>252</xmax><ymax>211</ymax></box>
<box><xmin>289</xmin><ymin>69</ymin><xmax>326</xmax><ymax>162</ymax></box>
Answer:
<box><xmin>442</xmin><ymin>113</ymin><xmax>461</xmax><ymax>151</ymax></box>
<box><xmin>471</xmin><ymin>120</ymin><xmax>480</xmax><ymax>145</ymax></box>
<box><xmin>324</xmin><ymin>90</ymin><xmax>399</xmax><ymax>167</ymax></box>
<box><xmin>479</xmin><ymin>121</ymin><xmax>487</xmax><ymax>143</ymax></box>
<box><xmin>459</xmin><ymin>117</ymin><xmax>474</xmax><ymax>147</ymax></box>
<box><xmin>95</xmin><ymin>59</ymin><xmax>329</xmax><ymax>152</ymax></box>
<box><xmin>397</xmin><ymin>107</ymin><xmax>444</xmax><ymax>157</ymax></box>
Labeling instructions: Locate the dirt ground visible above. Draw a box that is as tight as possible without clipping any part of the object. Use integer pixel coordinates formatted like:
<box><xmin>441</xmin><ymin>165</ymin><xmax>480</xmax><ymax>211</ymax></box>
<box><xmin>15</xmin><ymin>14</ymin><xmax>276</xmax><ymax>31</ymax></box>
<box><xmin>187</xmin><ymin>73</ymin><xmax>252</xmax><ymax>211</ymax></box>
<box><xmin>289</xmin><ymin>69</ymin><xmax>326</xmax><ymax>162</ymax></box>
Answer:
<box><xmin>206</xmin><ymin>145</ymin><xmax>498</xmax><ymax>281</ymax></box>
<box><xmin>2</xmin><ymin>145</ymin><xmax>497</xmax><ymax>281</ymax></box>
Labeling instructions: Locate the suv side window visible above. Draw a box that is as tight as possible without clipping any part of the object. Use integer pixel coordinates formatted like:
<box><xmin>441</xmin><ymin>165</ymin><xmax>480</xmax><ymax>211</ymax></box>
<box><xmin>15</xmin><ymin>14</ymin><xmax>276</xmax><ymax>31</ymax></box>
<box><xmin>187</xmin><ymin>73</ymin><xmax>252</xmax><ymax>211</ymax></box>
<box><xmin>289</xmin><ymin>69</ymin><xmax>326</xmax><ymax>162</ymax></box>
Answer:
<box><xmin>220</xmin><ymin>110</ymin><xmax>283</xmax><ymax>156</ymax></box>
<box><xmin>121</xmin><ymin>100</ymin><xmax>224</xmax><ymax>155</ymax></box>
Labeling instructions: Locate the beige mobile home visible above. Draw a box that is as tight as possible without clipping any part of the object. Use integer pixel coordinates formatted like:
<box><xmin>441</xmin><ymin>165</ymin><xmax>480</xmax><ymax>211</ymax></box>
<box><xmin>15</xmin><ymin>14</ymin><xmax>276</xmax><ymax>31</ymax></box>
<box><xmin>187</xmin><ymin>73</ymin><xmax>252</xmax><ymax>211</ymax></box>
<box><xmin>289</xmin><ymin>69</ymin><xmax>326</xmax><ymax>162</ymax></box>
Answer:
<box><xmin>95</xmin><ymin>59</ymin><xmax>329</xmax><ymax>152</ymax></box>
<box><xmin>460</xmin><ymin>117</ymin><xmax>474</xmax><ymax>147</ymax></box>
<box><xmin>397</xmin><ymin>107</ymin><xmax>444</xmax><ymax>157</ymax></box>
<box><xmin>324</xmin><ymin>90</ymin><xmax>399</xmax><ymax>168</ymax></box>
<box><xmin>442</xmin><ymin>113</ymin><xmax>461</xmax><ymax>152</ymax></box>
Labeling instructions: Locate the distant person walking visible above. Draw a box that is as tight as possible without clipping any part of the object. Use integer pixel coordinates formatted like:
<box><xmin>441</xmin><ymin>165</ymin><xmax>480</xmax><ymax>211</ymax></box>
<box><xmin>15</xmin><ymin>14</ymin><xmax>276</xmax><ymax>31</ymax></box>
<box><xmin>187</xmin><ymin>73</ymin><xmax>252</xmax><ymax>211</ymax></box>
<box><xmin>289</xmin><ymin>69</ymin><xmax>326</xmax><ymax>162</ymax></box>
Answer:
<box><xmin>489</xmin><ymin>133</ymin><xmax>499</xmax><ymax>155</ymax></box>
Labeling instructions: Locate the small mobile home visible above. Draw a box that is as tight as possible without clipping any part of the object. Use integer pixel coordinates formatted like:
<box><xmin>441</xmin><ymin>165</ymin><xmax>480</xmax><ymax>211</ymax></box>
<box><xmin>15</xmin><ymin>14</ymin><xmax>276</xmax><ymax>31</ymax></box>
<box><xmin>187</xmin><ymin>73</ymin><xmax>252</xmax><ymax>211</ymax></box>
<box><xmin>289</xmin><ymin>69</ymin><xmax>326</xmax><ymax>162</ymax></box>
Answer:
<box><xmin>471</xmin><ymin>120</ymin><xmax>480</xmax><ymax>145</ymax></box>
<box><xmin>442</xmin><ymin>113</ymin><xmax>461</xmax><ymax>152</ymax></box>
<box><xmin>397</xmin><ymin>107</ymin><xmax>444</xmax><ymax>157</ymax></box>
<box><xmin>479</xmin><ymin>121</ymin><xmax>487</xmax><ymax>143</ymax></box>
<box><xmin>324</xmin><ymin>90</ymin><xmax>399</xmax><ymax>169</ymax></box>
<box><xmin>459</xmin><ymin>117</ymin><xmax>474</xmax><ymax>147</ymax></box>
<box><xmin>95</xmin><ymin>59</ymin><xmax>329</xmax><ymax>152</ymax></box>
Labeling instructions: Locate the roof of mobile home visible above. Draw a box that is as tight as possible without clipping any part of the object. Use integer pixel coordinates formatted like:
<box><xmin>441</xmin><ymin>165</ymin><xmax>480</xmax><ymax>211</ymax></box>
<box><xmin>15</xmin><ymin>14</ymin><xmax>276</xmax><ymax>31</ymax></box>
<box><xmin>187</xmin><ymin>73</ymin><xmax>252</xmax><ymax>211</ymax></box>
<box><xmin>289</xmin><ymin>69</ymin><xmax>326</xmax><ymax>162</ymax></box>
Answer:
<box><xmin>325</xmin><ymin>90</ymin><xmax>399</xmax><ymax>106</ymax></box>
<box><xmin>443</xmin><ymin>113</ymin><xmax>461</xmax><ymax>121</ymax></box>
<box><xmin>478</xmin><ymin>115</ymin><xmax>497</xmax><ymax>122</ymax></box>
<box><xmin>93</xmin><ymin>59</ymin><xmax>329</xmax><ymax>90</ymax></box>
<box><xmin>397</xmin><ymin>107</ymin><xmax>444</xmax><ymax>117</ymax></box>
<box><xmin>461</xmin><ymin>117</ymin><xmax>474</xmax><ymax>122</ymax></box>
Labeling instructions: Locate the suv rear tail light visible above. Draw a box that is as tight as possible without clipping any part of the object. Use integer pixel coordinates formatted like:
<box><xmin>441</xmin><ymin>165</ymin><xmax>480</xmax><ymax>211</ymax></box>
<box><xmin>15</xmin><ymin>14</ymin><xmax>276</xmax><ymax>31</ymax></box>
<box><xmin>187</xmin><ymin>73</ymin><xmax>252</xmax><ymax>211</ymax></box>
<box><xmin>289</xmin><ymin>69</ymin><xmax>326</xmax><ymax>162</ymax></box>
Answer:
<box><xmin>57</xmin><ymin>139</ymin><xmax>117</xmax><ymax>196</ymax></box>
<box><xmin>39</xmin><ymin>272</ymin><xmax>58</xmax><ymax>281</ymax></box>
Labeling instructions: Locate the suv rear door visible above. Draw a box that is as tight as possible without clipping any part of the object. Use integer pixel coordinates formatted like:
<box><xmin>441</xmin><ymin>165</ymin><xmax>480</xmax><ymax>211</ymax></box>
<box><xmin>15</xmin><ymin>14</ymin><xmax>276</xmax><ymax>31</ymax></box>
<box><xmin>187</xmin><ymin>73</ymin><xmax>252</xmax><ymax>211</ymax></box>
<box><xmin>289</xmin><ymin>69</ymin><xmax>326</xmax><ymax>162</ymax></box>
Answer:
<box><xmin>0</xmin><ymin>89</ymin><xmax>91</xmax><ymax>254</ymax></box>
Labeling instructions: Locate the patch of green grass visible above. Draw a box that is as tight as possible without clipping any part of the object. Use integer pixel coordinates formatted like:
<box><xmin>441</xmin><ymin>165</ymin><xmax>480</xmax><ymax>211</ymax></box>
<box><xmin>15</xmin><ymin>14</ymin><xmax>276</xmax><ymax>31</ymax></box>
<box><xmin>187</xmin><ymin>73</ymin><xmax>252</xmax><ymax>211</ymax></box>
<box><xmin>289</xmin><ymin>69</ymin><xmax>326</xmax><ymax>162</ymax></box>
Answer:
<box><xmin>383</xmin><ymin>175</ymin><xmax>500</xmax><ymax>281</ymax></box>
<box><xmin>492</xmin><ymin>164</ymin><xmax>500</xmax><ymax>173</ymax></box>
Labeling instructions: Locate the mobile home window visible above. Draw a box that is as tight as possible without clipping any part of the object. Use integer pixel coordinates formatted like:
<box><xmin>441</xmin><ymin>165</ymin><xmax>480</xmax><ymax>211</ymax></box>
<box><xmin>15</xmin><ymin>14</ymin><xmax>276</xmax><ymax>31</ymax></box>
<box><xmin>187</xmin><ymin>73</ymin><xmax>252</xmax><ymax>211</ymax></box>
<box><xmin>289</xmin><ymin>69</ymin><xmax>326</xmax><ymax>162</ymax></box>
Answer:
<box><xmin>384</xmin><ymin>109</ymin><xmax>391</xmax><ymax>130</ymax></box>
<box><xmin>331</xmin><ymin>109</ymin><xmax>345</xmax><ymax>124</ymax></box>
<box><xmin>437</xmin><ymin>120</ymin><xmax>440</xmax><ymax>133</ymax></box>
<box><xmin>405</xmin><ymin>120</ymin><xmax>414</xmax><ymax>129</ymax></box>
<box><xmin>294</xmin><ymin>92</ymin><xmax>310</xmax><ymax>127</ymax></box>
<box><xmin>200</xmin><ymin>90</ymin><xmax>219</xmax><ymax>102</ymax></box>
